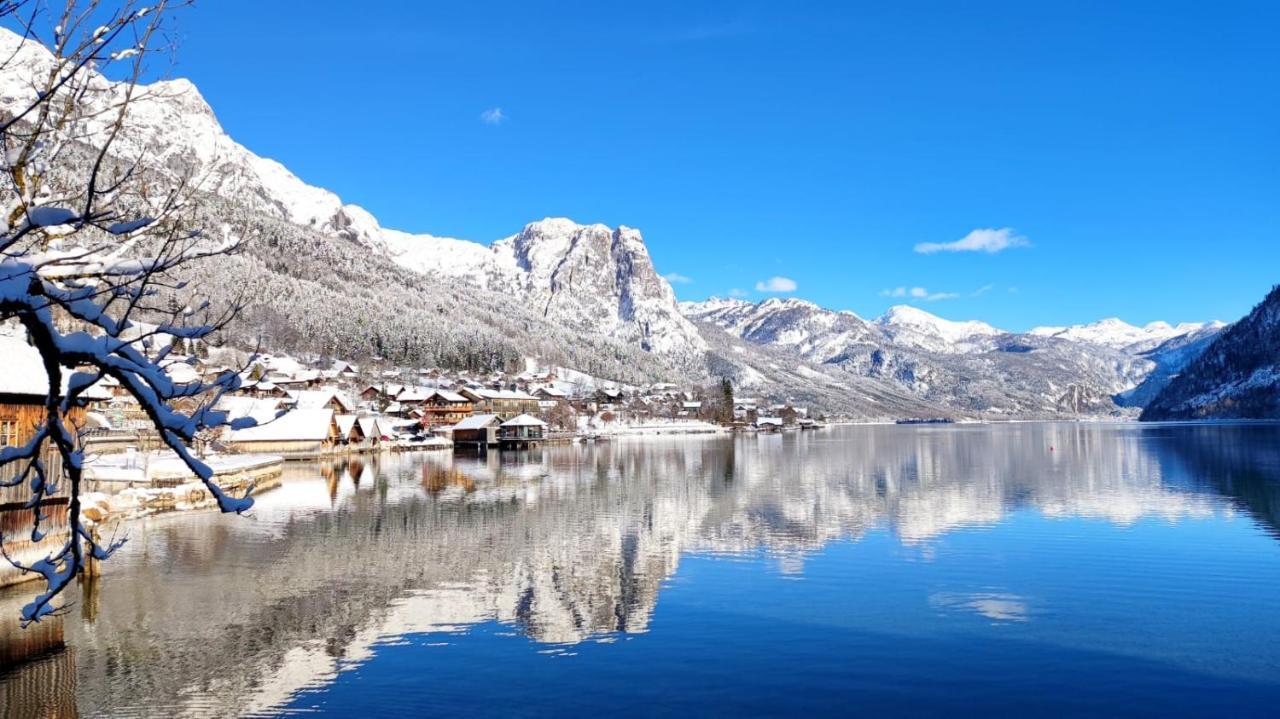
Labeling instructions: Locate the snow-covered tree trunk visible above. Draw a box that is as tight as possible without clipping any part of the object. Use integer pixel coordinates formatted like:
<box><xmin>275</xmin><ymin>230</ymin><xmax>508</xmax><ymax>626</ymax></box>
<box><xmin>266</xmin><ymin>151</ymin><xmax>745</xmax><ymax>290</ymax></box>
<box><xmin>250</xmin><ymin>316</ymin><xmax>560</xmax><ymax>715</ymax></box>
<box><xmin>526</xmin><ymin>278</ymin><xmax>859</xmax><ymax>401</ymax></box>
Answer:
<box><xmin>0</xmin><ymin>0</ymin><xmax>260</xmax><ymax>623</ymax></box>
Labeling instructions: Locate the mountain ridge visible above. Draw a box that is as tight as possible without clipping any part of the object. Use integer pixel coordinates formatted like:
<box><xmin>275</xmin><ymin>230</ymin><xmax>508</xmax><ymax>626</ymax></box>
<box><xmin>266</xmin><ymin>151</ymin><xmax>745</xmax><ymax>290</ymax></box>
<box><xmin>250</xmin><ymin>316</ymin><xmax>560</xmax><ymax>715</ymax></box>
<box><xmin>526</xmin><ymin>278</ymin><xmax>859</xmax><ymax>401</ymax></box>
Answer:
<box><xmin>0</xmin><ymin>26</ymin><xmax>1242</xmax><ymax>419</ymax></box>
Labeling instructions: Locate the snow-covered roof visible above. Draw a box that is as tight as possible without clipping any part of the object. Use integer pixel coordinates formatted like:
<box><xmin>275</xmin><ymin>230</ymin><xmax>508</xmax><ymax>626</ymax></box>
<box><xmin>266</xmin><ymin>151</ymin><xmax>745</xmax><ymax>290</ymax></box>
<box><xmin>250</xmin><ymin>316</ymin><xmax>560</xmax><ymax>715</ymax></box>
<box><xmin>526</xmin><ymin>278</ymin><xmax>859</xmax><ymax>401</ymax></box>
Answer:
<box><xmin>756</xmin><ymin>417</ymin><xmax>783</xmax><ymax>426</ymax></box>
<box><xmin>452</xmin><ymin>413</ymin><xmax>502</xmax><ymax>430</ymax></box>
<box><xmin>501</xmin><ymin>414</ymin><xmax>547</xmax><ymax>428</ymax></box>
<box><xmin>165</xmin><ymin>361</ymin><xmax>201</xmax><ymax>384</ymax></box>
<box><xmin>335</xmin><ymin>414</ymin><xmax>359</xmax><ymax>437</ymax></box>
<box><xmin>293</xmin><ymin>388</ymin><xmax>354</xmax><ymax>412</ymax></box>
<box><xmin>357</xmin><ymin>416</ymin><xmax>382</xmax><ymax>438</ymax></box>
<box><xmin>228</xmin><ymin>408</ymin><xmax>334</xmax><ymax>442</ymax></box>
<box><xmin>217</xmin><ymin>396</ymin><xmax>283</xmax><ymax>422</ymax></box>
<box><xmin>0</xmin><ymin>335</ymin><xmax>51</xmax><ymax>397</ymax></box>
<box><xmin>463</xmin><ymin>388</ymin><xmax>538</xmax><ymax>401</ymax></box>
<box><xmin>425</xmin><ymin>389</ymin><xmax>468</xmax><ymax>403</ymax></box>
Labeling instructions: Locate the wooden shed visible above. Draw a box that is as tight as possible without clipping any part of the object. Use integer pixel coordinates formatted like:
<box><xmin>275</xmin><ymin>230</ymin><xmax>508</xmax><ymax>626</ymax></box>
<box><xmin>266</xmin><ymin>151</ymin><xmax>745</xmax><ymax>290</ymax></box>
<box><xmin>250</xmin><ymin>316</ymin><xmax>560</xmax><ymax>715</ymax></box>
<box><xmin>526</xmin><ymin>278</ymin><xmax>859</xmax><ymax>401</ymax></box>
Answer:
<box><xmin>450</xmin><ymin>413</ymin><xmax>503</xmax><ymax>450</ymax></box>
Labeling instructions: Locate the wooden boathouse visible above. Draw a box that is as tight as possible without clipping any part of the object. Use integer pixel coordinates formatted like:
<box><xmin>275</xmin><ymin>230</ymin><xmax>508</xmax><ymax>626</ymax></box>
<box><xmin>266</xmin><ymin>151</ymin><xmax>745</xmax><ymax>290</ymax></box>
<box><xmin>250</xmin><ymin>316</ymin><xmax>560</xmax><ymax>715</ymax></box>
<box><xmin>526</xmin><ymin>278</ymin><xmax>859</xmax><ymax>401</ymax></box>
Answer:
<box><xmin>498</xmin><ymin>414</ymin><xmax>547</xmax><ymax>448</ymax></box>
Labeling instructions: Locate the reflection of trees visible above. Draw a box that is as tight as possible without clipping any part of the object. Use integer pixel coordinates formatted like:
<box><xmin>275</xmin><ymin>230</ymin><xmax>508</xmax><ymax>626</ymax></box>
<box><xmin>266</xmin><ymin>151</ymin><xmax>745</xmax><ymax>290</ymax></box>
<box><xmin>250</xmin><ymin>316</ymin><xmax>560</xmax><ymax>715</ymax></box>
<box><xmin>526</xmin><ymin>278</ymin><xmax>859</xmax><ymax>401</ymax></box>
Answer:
<box><xmin>1150</xmin><ymin>424</ymin><xmax>1280</xmax><ymax>537</ymax></box>
<box><xmin>0</xmin><ymin>423</ymin><xmax>1275</xmax><ymax>716</ymax></box>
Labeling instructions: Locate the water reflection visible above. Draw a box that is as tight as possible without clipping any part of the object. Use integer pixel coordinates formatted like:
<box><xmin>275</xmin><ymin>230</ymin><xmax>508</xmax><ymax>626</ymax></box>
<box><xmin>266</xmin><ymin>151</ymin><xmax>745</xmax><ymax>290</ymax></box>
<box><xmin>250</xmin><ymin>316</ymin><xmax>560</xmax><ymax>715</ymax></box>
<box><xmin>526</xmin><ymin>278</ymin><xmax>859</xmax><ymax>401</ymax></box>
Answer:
<box><xmin>1</xmin><ymin>422</ymin><xmax>1278</xmax><ymax>717</ymax></box>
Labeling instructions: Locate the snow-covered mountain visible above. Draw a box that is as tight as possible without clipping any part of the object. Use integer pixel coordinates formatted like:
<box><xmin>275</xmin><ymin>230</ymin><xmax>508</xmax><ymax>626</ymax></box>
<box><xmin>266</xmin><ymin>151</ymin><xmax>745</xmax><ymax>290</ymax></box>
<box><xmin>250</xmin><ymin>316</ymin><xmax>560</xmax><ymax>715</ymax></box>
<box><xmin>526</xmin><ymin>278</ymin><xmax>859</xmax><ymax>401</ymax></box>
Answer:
<box><xmin>0</xmin><ymin>26</ymin><xmax>1239</xmax><ymax>419</ymax></box>
<box><xmin>0</xmin><ymin>28</ymin><xmax>704</xmax><ymax>366</ymax></box>
<box><xmin>683</xmin><ymin>297</ymin><xmax>1224</xmax><ymax>417</ymax></box>
<box><xmin>1030</xmin><ymin>318</ymin><xmax>1226</xmax><ymax>354</ymax></box>
<box><xmin>384</xmin><ymin>219</ymin><xmax>705</xmax><ymax>358</ymax></box>
<box><xmin>875</xmin><ymin>305</ymin><xmax>1003</xmax><ymax>354</ymax></box>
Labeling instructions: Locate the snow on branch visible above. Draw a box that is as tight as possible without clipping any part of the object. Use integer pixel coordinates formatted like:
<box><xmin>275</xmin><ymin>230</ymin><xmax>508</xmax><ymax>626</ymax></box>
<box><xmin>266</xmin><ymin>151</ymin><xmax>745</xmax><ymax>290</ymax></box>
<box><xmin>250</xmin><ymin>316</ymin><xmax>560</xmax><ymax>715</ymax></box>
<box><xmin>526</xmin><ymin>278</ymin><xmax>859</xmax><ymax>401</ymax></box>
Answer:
<box><xmin>0</xmin><ymin>0</ymin><xmax>253</xmax><ymax>623</ymax></box>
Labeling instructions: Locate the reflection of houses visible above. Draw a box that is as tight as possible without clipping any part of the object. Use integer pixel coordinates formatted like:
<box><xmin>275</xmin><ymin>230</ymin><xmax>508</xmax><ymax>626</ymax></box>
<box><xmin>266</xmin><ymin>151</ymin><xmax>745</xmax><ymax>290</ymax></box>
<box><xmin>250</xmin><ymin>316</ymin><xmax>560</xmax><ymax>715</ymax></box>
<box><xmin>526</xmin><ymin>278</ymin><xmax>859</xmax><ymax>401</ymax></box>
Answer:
<box><xmin>498</xmin><ymin>414</ymin><xmax>547</xmax><ymax>448</ymax></box>
<box><xmin>451</xmin><ymin>414</ymin><xmax>503</xmax><ymax>450</ymax></box>
<box><xmin>224</xmin><ymin>408</ymin><xmax>338</xmax><ymax>456</ymax></box>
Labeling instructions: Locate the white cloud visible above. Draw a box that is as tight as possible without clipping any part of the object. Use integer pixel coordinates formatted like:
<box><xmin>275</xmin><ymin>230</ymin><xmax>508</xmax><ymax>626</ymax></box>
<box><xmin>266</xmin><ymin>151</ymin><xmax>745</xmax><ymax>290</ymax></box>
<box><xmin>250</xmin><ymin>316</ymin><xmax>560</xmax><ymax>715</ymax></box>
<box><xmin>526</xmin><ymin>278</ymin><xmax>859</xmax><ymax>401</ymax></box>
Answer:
<box><xmin>754</xmin><ymin>276</ymin><xmax>797</xmax><ymax>293</ymax></box>
<box><xmin>479</xmin><ymin>107</ymin><xmax>507</xmax><ymax>125</ymax></box>
<box><xmin>728</xmin><ymin>288</ymin><xmax>749</xmax><ymax>298</ymax></box>
<box><xmin>972</xmin><ymin>284</ymin><xmax>994</xmax><ymax>297</ymax></box>
<box><xmin>914</xmin><ymin>227</ymin><xmax>1029</xmax><ymax>255</ymax></box>
<box><xmin>663</xmin><ymin>272</ymin><xmax>692</xmax><ymax>284</ymax></box>
<box><xmin>879</xmin><ymin>286</ymin><xmax>959</xmax><ymax>302</ymax></box>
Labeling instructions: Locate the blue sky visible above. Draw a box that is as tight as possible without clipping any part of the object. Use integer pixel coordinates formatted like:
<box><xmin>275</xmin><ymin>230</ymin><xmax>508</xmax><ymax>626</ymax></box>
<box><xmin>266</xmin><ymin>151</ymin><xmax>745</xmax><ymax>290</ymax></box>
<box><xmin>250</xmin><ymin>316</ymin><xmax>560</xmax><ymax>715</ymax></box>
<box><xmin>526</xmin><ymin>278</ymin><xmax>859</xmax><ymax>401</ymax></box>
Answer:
<box><xmin>144</xmin><ymin>2</ymin><xmax>1279</xmax><ymax>328</ymax></box>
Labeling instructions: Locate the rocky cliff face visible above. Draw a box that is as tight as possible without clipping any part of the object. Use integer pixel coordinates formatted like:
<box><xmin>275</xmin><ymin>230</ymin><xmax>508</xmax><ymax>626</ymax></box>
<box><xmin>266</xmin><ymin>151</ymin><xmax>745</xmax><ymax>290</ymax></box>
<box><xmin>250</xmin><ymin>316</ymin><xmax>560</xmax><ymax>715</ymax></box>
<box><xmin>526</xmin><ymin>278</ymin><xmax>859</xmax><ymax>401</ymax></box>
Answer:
<box><xmin>1141</xmin><ymin>286</ymin><xmax>1280</xmax><ymax>420</ymax></box>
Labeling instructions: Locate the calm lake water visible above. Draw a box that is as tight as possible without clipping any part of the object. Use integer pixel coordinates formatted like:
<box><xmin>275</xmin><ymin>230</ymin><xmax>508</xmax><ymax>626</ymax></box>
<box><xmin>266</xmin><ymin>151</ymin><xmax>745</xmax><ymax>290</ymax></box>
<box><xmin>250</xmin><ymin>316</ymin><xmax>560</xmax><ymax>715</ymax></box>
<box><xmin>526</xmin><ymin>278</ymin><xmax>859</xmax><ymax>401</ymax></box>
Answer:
<box><xmin>2</xmin><ymin>423</ymin><xmax>1280</xmax><ymax>717</ymax></box>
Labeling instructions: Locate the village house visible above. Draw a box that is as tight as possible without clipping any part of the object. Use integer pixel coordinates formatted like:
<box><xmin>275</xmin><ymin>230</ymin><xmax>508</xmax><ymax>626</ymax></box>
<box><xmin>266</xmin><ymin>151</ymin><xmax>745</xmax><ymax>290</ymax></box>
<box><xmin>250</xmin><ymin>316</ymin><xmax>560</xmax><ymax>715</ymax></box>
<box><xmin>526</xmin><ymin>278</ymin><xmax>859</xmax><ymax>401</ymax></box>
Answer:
<box><xmin>224</xmin><ymin>407</ymin><xmax>339</xmax><ymax>455</ymax></box>
<box><xmin>532</xmin><ymin>386</ymin><xmax>569</xmax><ymax>411</ymax></box>
<box><xmin>0</xmin><ymin>336</ymin><xmax>83</xmax><ymax>588</ymax></box>
<box><xmin>595</xmin><ymin>388</ymin><xmax>625</xmax><ymax>410</ymax></box>
<box><xmin>458</xmin><ymin>388</ymin><xmax>540</xmax><ymax>417</ymax></box>
<box><xmin>420</xmin><ymin>389</ymin><xmax>473</xmax><ymax>428</ymax></box>
<box><xmin>290</xmin><ymin>388</ymin><xmax>356</xmax><ymax>414</ymax></box>
<box><xmin>335</xmin><ymin>414</ymin><xmax>366</xmax><ymax>448</ymax></box>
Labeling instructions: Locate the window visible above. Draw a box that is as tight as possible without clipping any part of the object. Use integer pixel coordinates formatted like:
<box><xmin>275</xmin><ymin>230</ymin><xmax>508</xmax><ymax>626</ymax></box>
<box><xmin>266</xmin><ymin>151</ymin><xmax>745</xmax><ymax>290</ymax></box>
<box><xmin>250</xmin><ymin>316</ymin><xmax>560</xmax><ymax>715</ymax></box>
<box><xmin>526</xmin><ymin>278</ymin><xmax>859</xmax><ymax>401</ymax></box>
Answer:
<box><xmin>0</xmin><ymin>419</ymin><xmax>17</xmax><ymax>447</ymax></box>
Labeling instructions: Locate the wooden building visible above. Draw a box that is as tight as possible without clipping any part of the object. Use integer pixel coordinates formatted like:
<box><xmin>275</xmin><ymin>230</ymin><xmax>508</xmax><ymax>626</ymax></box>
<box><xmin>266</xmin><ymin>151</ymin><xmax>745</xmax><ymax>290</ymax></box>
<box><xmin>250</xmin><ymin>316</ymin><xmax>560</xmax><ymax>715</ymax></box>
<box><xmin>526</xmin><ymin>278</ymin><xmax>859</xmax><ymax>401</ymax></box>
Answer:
<box><xmin>458</xmin><ymin>388</ymin><xmax>540</xmax><ymax>416</ymax></box>
<box><xmin>0</xmin><ymin>336</ymin><xmax>76</xmax><ymax>589</ymax></box>
<box><xmin>450</xmin><ymin>413</ymin><xmax>503</xmax><ymax>450</ymax></box>
<box><xmin>420</xmin><ymin>389</ymin><xmax>473</xmax><ymax>428</ymax></box>
<box><xmin>498</xmin><ymin>414</ymin><xmax>547</xmax><ymax>448</ymax></box>
<box><xmin>224</xmin><ymin>407</ymin><xmax>339</xmax><ymax>456</ymax></box>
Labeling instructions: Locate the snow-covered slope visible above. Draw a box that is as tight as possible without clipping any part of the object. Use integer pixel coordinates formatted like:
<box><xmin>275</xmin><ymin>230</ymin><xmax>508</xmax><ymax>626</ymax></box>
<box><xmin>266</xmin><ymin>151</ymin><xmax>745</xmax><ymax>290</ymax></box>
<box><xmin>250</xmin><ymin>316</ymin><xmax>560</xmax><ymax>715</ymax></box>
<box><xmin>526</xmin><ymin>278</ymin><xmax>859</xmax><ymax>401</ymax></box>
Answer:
<box><xmin>384</xmin><ymin>219</ymin><xmax>705</xmax><ymax>358</ymax></box>
<box><xmin>876</xmin><ymin>305</ymin><xmax>1004</xmax><ymax>354</ymax></box>
<box><xmin>0</xmin><ymin>28</ymin><xmax>703</xmax><ymax>365</ymax></box>
<box><xmin>1030</xmin><ymin>318</ymin><xmax>1224</xmax><ymax>353</ymax></box>
<box><xmin>682</xmin><ymin>296</ymin><xmax>1224</xmax><ymax>417</ymax></box>
<box><xmin>1141</xmin><ymin>286</ymin><xmax>1280</xmax><ymax>420</ymax></box>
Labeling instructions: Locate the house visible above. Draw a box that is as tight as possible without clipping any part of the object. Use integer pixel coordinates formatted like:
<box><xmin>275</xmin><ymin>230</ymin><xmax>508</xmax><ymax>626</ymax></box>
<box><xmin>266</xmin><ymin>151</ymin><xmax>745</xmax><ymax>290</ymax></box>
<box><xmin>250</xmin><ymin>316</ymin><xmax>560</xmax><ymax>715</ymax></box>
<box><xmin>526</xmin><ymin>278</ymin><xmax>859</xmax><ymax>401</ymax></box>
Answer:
<box><xmin>450</xmin><ymin>413</ymin><xmax>503</xmax><ymax>449</ymax></box>
<box><xmin>532</xmin><ymin>386</ymin><xmax>569</xmax><ymax>410</ymax></box>
<box><xmin>498</xmin><ymin>414</ymin><xmax>547</xmax><ymax>447</ymax></box>
<box><xmin>755</xmin><ymin>416</ymin><xmax>784</xmax><ymax>432</ymax></box>
<box><xmin>335</xmin><ymin>414</ymin><xmax>367</xmax><ymax>447</ymax></box>
<box><xmin>225</xmin><ymin>407</ymin><xmax>338</xmax><ymax>455</ymax></box>
<box><xmin>290</xmin><ymin>389</ymin><xmax>355</xmax><ymax>414</ymax></box>
<box><xmin>420</xmin><ymin>389</ymin><xmax>473</xmax><ymax>428</ymax></box>
<box><xmin>458</xmin><ymin>388</ymin><xmax>540</xmax><ymax>416</ymax></box>
<box><xmin>245</xmin><ymin>380</ymin><xmax>291</xmax><ymax>399</ymax></box>
<box><xmin>329</xmin><ymin>360</ymin><xmax>359</xmax><ymax>378</ymax></box>
<box><xmin>596</xmin><ymin>388</ymin><xmax>624</xmax><ymax>407</ymax></box>
<box><xmin>357</xmin><ymin>417</ymin><xmax>386</xmax><ymax>446</ymax></box>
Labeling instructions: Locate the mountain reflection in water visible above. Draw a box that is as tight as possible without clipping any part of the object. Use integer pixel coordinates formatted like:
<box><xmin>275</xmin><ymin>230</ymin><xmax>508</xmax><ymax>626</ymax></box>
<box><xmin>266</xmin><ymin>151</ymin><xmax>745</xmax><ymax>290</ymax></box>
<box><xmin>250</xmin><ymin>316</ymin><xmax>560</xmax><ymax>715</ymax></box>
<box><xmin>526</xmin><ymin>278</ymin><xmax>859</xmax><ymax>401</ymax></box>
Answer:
<box><xmin>2</xmin><ymin>422</ymin><xmax>1280</xmax><ymax>717</ymax></box>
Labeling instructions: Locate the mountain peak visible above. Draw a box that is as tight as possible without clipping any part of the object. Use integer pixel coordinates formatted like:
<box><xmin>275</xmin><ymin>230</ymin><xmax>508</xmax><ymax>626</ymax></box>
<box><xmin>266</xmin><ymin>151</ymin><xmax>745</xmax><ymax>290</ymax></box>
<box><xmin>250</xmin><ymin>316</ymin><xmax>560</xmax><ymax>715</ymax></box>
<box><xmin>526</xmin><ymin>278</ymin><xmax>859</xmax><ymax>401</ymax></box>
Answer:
<box><xmin>1029</xmin><ymin>317</ymin><xmax>1219</xmax><ymax>350</ymax></box>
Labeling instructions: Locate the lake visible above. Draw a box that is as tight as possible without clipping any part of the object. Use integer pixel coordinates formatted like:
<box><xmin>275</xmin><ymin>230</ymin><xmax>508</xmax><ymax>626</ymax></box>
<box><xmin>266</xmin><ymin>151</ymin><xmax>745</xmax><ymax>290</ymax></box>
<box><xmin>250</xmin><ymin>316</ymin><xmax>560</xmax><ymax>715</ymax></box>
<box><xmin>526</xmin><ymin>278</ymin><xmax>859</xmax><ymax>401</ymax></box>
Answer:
<box><xmin>2</xmin><ymin>422</ymin><xmax>1280</xmax><ymax>717</ymax></box>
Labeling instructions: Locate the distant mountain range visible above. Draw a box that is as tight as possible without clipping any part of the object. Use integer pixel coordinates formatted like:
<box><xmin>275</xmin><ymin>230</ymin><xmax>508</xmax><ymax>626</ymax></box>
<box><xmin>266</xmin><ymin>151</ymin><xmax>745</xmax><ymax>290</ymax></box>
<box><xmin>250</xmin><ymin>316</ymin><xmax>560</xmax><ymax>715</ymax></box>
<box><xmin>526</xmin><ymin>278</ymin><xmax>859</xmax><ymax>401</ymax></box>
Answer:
<box><xmin>681</xmin><ymin>297</ymin><xmax>1225</xmax><ymax>418</ymax></box>
<box><xmin>3</xmin><ymin>27</ymin><xmax>1260</xmax><ymax>421</ymax></box>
